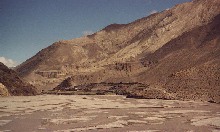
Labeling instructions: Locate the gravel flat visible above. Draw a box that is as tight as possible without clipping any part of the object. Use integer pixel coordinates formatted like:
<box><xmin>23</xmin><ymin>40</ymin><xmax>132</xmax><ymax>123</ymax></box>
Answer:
<box><xmin>0</xmin><ymin>95</ymin><xmax>220</xmax><ymax>132</ymax></box>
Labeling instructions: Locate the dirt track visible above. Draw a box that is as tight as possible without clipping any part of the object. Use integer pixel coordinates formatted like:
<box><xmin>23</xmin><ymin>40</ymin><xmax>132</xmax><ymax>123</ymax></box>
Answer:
<box><xmin>0</xmin><ymin>95</ymin><xmax>220</xmax><ymax>132</ymax></box>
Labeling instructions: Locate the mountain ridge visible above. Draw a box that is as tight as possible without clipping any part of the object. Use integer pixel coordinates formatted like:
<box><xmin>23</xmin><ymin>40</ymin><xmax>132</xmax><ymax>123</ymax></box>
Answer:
<box><xmin>15</xmin><ymin>0</ymin><xmax>220</xmax><ymax>102</ymax></box>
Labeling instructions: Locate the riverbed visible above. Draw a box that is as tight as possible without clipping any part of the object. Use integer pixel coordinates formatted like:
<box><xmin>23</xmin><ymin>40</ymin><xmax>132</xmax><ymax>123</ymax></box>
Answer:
<box><xmin>0</xmin><ymin>95</ymin><xmax>219</xmax><ymax>132</ymax></box>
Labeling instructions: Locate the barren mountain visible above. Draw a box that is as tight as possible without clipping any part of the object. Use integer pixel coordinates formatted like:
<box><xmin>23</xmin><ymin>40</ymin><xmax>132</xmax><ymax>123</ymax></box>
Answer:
<box><xmin>134</xmin><ymin>14</ymin><xmax>220</xmax><ymax>102</ymax></box>
<box><xmin>0</xmin><ymin>62</ymin><xmax>37</xmax><ymax>96</ymax></box>
<box><xmin>15</xmin><ymin>0</ymin><xmax>220</xmax><ymax>102</ymax></box>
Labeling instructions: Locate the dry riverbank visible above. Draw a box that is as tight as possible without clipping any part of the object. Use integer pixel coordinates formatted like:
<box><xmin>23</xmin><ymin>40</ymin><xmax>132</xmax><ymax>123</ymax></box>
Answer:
<box><xmin>0</xmin><ymin>95</ymin><xmax>220</xmax><ymax>132</ymax></box>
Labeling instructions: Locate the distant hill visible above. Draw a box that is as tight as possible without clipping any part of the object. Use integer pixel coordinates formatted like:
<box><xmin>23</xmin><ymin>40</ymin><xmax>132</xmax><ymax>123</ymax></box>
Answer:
<box><xmin>0</xmin><ymin>62</ymin><xmax>37</xmax><ymax>96</ymax></box>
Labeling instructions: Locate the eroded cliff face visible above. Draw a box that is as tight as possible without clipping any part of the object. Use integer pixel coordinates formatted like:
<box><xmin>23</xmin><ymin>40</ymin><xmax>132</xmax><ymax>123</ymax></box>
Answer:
<box><xmin>15</xmin><ymin>0</ymin><xmax>220</xmax><ymax>102</ymax></box>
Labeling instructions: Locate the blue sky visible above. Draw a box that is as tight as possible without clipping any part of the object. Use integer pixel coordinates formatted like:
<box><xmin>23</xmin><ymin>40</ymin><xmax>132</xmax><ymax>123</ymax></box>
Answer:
<box><xmin>0</xmin><ymin>0</ymin><xmax>191</xmax><ymax>67</ymax></box>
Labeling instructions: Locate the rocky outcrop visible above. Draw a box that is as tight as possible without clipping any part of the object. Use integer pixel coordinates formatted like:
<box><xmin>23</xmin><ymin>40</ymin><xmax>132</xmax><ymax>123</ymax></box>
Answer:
<box><xmin>115</xmin><ymin>63</ymin><xmax>132</xmax><ymax>72</ymax></box>
<box><xmin>52</xmin><ymin>82</ymin><xmax>150</xmax><ymax>96</ymax></box>
<box><xmin>0</xmin><ymin>62</ymin><xmax>37</xmax><ymax>96</ymax></box>
<box><xmin>0</xmin><ymin>83</ymin><xmax>10</xmax><ymax>96</ymax></box>
<box><xmin>35</xmin><ymin>70</ymin><xmax>63</xmax><ymax>78</ymax></box>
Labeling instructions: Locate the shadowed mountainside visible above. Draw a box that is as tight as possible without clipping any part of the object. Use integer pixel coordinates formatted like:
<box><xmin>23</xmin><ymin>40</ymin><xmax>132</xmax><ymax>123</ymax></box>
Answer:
<box><xmin>134</xmin><ymin>14</ymin><xmax>220</xmax><ymax>102</ymax></box>
<box><xmin>0</xmin><ymin>62</ymin><xmax>37</xmax><ymax>96</ymax></box>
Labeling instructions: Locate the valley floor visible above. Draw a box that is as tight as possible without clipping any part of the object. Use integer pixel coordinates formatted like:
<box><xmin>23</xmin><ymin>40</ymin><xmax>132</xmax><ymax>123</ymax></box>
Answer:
<box><xmin>0</xmin><ymin>95</ymin><xmax>220</xmax><ymax>132</ymax></box>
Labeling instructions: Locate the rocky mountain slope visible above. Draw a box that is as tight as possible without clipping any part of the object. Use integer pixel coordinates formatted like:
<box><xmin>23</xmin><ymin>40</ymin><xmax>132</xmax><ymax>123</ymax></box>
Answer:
<box><xmin>15</xmin><ymin>0</ymin><xmax>220</xmax><ymax>102</ymax></box>
<box><xmin>54</xmin><ymin>14</ymin><xmax>220</xmax><ymax>102</ymax></box>
<box><xmin>0</xmin><ymin>62</ymin><xmax>37</xmax><ymax>96</ymax></box>
<box><xmin>134</xmin><ymin>14</ymin><xmax>220</xmax><ymax>102</ymax></box>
